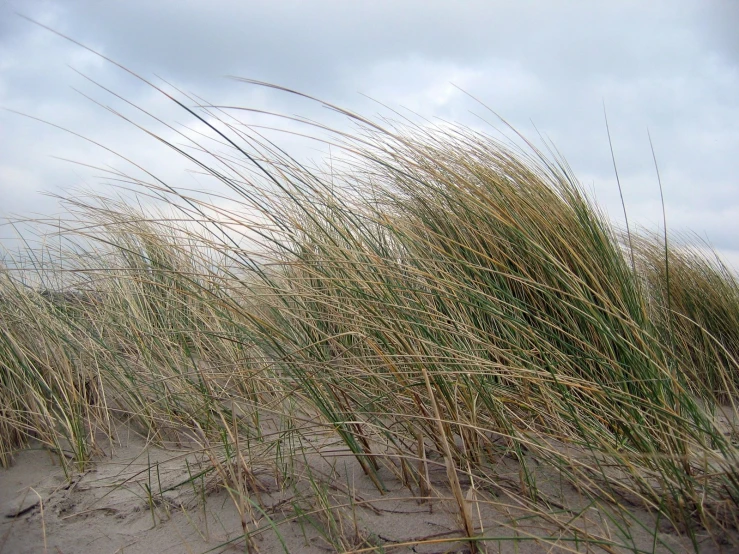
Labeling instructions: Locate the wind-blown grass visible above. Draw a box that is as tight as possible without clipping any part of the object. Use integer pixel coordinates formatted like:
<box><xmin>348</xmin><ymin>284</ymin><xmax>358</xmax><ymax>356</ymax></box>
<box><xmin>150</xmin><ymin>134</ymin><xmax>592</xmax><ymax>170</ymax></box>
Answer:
<box><xmin>637</xmin><ymin>232</ymin><xmax>739</xmax><ymax>400</ymax></box>
<box><xmin>1</xmin><ymin>78</ymin><xmax>738</xmax><ymax>552</ymax></box>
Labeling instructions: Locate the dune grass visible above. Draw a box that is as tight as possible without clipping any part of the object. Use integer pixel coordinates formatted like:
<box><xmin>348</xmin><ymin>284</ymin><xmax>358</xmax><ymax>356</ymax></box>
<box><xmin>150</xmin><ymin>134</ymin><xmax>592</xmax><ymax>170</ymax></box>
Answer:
<box><xmin>636</xmin><ymin>232</ymin><xmax>739</xmax><ymax>401</ymax></box>
<box><xmin>1</xmin><ymin>78</ymin><xmax>739</xmax><ymax>552</ymax></box>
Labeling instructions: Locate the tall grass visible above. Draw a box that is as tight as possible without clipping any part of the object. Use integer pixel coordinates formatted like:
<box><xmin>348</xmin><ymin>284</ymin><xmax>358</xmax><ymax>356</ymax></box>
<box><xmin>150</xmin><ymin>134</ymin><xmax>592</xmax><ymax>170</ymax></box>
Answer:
<box><xmin>637</xmin><ymin>233</ymin><xmax>739</xmax><ymax>401</ymax></box>
<box><xmin>1</xmin><ymin>77</ymin><xmax>738</xmax><ymax>551</ymax></box>
<box><xmin>0</xmin><ymin>262</ymin><xmax>104</xmax><ymax>471</ymax></box>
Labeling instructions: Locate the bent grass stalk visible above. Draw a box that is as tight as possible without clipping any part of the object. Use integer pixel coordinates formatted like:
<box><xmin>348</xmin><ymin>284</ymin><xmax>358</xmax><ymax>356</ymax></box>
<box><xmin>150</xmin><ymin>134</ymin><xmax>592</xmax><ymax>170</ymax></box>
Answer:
<box><xmin>1</xmin><ymin>63</ymin><xmax>738</xmax><ymax>551</ymax></box>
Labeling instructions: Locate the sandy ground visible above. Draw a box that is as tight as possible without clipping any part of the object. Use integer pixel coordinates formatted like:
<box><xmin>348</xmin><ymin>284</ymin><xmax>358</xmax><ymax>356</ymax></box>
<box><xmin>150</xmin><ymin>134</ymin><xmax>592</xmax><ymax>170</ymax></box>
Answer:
<box><xmin>0</xmin><ymin>421</ymin><xmax>736</xmax><ymax>554</ymax></box>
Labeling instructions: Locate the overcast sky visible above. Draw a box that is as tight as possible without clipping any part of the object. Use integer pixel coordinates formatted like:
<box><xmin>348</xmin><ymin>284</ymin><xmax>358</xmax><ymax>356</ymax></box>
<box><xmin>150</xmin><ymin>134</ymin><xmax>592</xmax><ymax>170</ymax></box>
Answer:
<box><xmin>2</xmin><ymin>1</ymin><xmax>739</xmax><ymax>264</ymax></box>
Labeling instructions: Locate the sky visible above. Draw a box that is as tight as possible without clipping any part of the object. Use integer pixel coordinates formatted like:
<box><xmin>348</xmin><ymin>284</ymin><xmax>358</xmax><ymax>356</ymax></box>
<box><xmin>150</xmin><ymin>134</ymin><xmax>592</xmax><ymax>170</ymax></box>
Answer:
<box><xmin>1</xmin><ymin>1</ymin><xmax>739</xmax><ymax>265</ymax></box>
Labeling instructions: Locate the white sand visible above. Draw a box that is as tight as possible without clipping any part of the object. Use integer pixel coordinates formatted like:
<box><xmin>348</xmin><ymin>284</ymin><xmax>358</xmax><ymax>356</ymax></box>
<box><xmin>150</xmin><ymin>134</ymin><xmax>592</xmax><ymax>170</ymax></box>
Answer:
<box><xmin>0</xmin><ymin>422</ymin><xmax>734</xmax><ymax>554</ymax></box>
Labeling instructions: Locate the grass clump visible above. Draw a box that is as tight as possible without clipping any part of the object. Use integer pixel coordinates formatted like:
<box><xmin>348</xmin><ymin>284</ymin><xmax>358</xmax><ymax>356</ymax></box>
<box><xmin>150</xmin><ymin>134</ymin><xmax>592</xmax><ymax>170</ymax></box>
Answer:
<box><xmin>637</xmin><ymin>232</ymin><xmax>739</xmax><ymax>401</ymax></box>
<box><xmin>1</xmin><ymin>74</ymin><xmax>738</xmax><ymax>552</ymax></box>
<box><xmin>0</xmin><ymin>263</ymin><xmax>105</xmax><ymax>471</ymax></box>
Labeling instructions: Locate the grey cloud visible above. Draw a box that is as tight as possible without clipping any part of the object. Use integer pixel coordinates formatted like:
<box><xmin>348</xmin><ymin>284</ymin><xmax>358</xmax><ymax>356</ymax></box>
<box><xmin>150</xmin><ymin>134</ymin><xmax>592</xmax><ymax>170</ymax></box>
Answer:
<box><xmin>1</xmin><ymin>0</ymin><xmax>738</xmax><ymax>261</ymax></box>
<box><xmin>4</xmin><ymin>1</ymin><xmax>706</xmax><ymax>96</ymax></box>
<box><xmin>698</xmin><ymin>0</ymin><xmax>739</xmax><ymax>65</ymax></box>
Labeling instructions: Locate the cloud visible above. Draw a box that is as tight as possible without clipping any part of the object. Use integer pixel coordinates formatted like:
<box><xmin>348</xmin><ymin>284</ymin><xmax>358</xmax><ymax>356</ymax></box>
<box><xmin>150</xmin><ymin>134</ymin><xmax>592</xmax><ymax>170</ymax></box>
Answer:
<box><xmin>697</xmin><ymin>0</ymin><xmax>739</xmax><ymax>66</ymax></box>
<box><xmin>1</xmin><ymin>0</ymin><xmax>738</xmax><ymax>263</ymax></box>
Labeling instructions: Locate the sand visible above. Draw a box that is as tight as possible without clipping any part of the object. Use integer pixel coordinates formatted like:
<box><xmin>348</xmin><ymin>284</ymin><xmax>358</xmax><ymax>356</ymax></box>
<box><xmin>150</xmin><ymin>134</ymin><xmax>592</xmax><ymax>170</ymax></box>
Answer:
<box><xmin>0</xmin><ymin>421</ymin><xmax>734</xmax><ymax>554</ymax></box>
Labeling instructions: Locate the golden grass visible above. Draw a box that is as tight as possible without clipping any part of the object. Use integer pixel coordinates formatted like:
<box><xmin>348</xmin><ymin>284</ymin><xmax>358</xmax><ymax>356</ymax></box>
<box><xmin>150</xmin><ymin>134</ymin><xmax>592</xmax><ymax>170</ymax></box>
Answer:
<box><xmin>1</xmin><ymin>79</ymin><xmax>738</xmax><ymax>552</ymax></box>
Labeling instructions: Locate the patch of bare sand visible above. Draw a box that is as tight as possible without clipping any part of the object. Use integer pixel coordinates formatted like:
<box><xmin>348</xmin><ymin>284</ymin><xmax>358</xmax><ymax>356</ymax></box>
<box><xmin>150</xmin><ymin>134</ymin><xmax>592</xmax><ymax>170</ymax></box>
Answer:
<box><xmin>0</xmin><ymin>420</ymin><xmax>736</xmax><ymax>554</ymax></box>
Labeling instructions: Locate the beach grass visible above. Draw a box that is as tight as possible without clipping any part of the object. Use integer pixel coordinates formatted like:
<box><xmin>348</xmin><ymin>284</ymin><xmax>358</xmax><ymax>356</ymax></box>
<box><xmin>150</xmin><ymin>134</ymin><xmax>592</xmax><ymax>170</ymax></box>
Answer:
<box><xmin>1</xmin><ymin>78</ymin><xmax>738</xmax><ymax>552</ymax></box>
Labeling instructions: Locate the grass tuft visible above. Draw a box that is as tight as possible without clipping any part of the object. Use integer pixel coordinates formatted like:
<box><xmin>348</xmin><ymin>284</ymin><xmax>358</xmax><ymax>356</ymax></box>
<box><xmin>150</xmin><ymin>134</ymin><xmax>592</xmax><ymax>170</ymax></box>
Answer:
<box><xmin>2</xmin><ymin>76</ymin><xmax>738</xmax><ymax>552</ymax></box>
